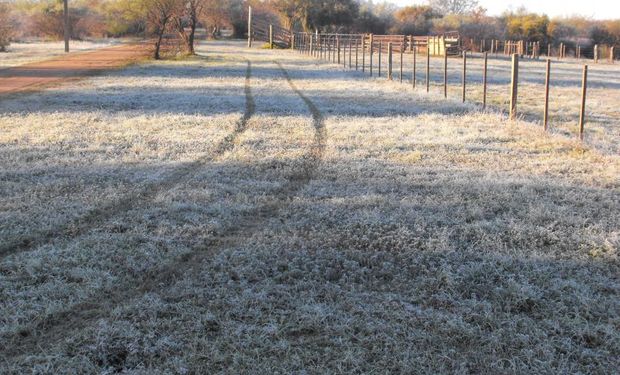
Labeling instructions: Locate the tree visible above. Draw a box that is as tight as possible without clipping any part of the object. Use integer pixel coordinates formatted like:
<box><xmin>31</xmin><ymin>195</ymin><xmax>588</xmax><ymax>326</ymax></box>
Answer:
<box><xmin>29</xmin><ymin>1</ymin><xmax>66</xmax><ymax>39</ymax></box>
<box><xmin>590</xmin><ymin>25</ymin><xmax>615</xmax><ymax>45</ymax></box>
<box><xmin>428</xmin><ymin>0</ymin><xmax>479</xmax><ymax>15</ymax></box>
<box><xmin>308</xmin><ymin>0</ymin><xmax>358</xmax><ymax>31</ymax></box>
<box><xmin>271</xmin><ymin>0</ymin><xmax>302</xmax><ymax>30</ymax></box>
<box><xmin>391</xmin><ymin>5</ymin><xmax>438</xmax><ymax>35</ymax></box>
<box><xmin>173</xmin><ymin>0</ymin><xmax>205</xmax><ymax>54</ymax></box>
<box><xmin>352</xmin><ymin>0</ymin><xmax>396</xmax><ymax>34</ymax></box>
<box><xmin>0</xmin><ymin>2</ymin><xmax>12</xmax><ymax>51</ymax></box>
<box><xmin>99</xmin><ymin>0</ymin><xmax>148</xmax><ymax>37</ymax></box>
<box><xmin>433</xmin><ymin>6</ymin><xmax>502</xmax><ymax>41</ymax></box>
<box><xmin>502</xmin><ymin>9</ymin><xmax>549</xmax><ymax>43</ymax></box>
<box><xmin>145</xmin><ymin>0</ymin><xmax>179</xmax><ymax>59</ymax></box>
<box><xmin>602</xmin><ymin>20</ymin><xmax>620</xmax><ymax>45</ymax></box>
<box><xmin>270</xmin><ymin>0</ymin><xmax>358</xmax><ymax>32</ymax></box>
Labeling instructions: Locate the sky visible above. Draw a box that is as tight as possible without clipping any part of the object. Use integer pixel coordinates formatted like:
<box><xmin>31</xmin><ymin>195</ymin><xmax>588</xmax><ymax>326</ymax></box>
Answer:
<box><xmin>391</xmin><ymin>0</ymin><xmax>620</xmax><ymax>20</ymax></box>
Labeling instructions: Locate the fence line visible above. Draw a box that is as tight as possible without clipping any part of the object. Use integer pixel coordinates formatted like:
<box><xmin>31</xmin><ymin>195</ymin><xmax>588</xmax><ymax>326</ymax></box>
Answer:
<box><xmin>285</xmin><ymin>31</ymin><xmax>597</xmax><ymax>141</ymax></box>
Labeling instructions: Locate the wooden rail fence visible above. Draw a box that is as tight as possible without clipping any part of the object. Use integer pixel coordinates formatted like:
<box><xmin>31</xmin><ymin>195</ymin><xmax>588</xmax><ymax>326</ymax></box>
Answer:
<box><xmin>247</xmin><ymin>4</ymin><xmax>614</xmax><ymax>142</ymax></box>
<box><xmin>285</xmin><ymin>31</ymin><xmax>600</xmax><ymax>141</ymax></box>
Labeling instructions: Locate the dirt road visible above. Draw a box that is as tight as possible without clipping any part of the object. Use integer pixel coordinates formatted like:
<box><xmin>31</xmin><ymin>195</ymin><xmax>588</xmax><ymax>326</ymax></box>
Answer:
<box><xmin>0</xmin><ymin>44</ymin><xmax>149</xmax><ymax>95</ymax></box>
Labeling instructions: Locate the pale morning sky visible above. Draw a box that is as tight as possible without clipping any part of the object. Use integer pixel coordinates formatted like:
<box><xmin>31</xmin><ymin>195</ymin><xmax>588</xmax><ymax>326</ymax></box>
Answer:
<box><xmin>391</xmin><ymin>0</ymin><xmax>620</xmax><ymax>19</ymax></box>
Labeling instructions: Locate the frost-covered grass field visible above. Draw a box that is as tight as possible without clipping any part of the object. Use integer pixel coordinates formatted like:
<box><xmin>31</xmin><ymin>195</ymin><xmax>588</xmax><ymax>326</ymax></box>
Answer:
<box><xmin>367</xmin><ymin>50</ymin><xmax>620</xmax><ymax>154</ymax></box>
<box><xmin>0</xmin><ymin>41</ymin><xmax>618</xmax><ymax>373</ymax></box>
<box><xmin>0</xmin><ymin>39</ymin><xmax>122</xmax><ymax>68</ymax></box>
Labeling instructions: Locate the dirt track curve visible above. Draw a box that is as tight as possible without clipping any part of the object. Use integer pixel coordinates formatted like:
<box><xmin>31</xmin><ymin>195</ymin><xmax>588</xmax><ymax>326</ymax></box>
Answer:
<box><xmin>0</xmin><ymin>59</ymin><xmax>327</xmax><ymax>360</ymax></box>
<box><xmin>0</xmin><ymin>60</ymin><xmax>254</xmax><ymax>260</ymax></box>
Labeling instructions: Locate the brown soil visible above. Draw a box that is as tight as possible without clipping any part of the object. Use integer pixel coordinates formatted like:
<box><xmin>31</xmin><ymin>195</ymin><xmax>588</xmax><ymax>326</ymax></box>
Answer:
<box><xmin>0</xmin><ymin>43</ymin><xmax>150</xmax><ymax>95</ymax></box>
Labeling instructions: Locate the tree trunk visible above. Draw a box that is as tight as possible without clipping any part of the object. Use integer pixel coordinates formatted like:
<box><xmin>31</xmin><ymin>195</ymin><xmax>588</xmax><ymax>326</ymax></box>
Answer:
<box><xmin>154</xmin><ymin>28</ymin><xmax>165</xmax><ymax>59</ymax></box>
<box><xmin>187</xmin><ymin>23</ymin><xmax>196</xmax><ymax>54</ymax></box>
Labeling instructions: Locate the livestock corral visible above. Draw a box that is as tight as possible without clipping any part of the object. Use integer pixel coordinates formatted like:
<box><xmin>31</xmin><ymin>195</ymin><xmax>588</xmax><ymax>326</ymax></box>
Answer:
<box><xmin>0</xmin><ymin>39</ymin><xmax>618</xmax><ymax>373</ymax></box>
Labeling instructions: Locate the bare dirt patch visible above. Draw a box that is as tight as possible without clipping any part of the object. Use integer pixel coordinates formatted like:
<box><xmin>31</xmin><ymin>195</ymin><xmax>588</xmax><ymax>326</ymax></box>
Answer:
<box><xmin>0</xmin><ymin>44</ymin><xmax>150</xmax><ymax>95</ymax></box>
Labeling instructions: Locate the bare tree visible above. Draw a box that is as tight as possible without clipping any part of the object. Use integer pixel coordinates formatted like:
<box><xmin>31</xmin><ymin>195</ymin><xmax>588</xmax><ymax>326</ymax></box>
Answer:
<box><xmin>146</xmin><ymin>0</ymin><xmax>179</xmax><ymax>59</ymax></box>
<box><xmin>173</xmin><ymin>0</ymin><xmax>205</xmax><ymax>55</ymax></box>
<box><xmin>428</xmin><ymin>0</ymin><xmax>479</xmax><ymax>15</ymax></box>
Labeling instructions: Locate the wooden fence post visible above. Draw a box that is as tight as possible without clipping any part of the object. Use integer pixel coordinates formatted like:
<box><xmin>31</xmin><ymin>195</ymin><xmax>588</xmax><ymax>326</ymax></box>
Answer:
<box><xmin>387</xmin><ymin>43</ymin><xmax>393</xmax><ymax>80</ymax></box>
<box><xmin>355</xmin><ymin>38</ymin><xmax>359</xmax><ymax>70</ymax></box>
<box><xmin>316</xmin><ymin>31</ymin><xmax>319</xmax><ymax>57</ymax></box>
<box><xmin>328</xmin><ymin>37</ymin><xmax>331</xmax><ymax>61</ymax></box>
<box><xmin>579</xmin><ymin>65</ymin><xmax>588</xmax><ymax>140</ymax></box>
<box><xmin>462</xmin><ymin>51</ymin><xmax>467</xmax><ymax>103</ymax></box>
<box><xmin>247</xmin><ymin>6</ymin><xmax>252</xmax><ymax>48</ymax></box>
<box><xmin>483</xmin><ymin>52</ymin><xmax>488</xmax><ymax>109</ymax></box>
<box><xmin>400</xmin><ymin>42</ymin><xmax>404</xmax><ymax>82</ymax></box>
<box><xmin>378</xmin><ymin>42</ymin><xmax>382</xmax><ymax>77</ymax></box>
<box><xmin>349</xmin><ymin>39</ymin><xmax>352</xmax><ymax>68</ymax></box>
<box><xmin>547</xmin><ymin>43</ymin><xmax>551</xmax><ymax>57</ymax></box>
<box><xmin>362</xmin><ymin>37</ymin><xmax>366</xmax><ymax>72</ymax></box>
<box><xmin>509</xmin><ymin>53</ymin><xmax>519</xmax><ymax>120</ymax></box>
<box><xmin>269</xmin><ymin>25</ymin><xmax>273</xmax><ymax>49</ymax></box>
<box><xmin>412</xmin><ymin>45</ymin><xmax>417</xmax><ymax>89</ymax></box>
<box><xmin>610</xmin><ymin>47</ymin><xmax>615</xmax><ymax>64</ymax></box>
<box><xmin>443</xmin><ymin>50</ymin><xmax>448</xmax><ymax>98</ymax></box>
<box><xmin>370</xmin><ymin>40</ymin><xmax>373</xmax><ymax>76</ymax></box>
<box><xmin>324</xmin><ymin>36</ymin><xmax>327</xmax><ymax>60</ymax></box>
<box><xmin>543</xmin><ymin>59</ymin><xmax>551</xmax><ymax>131</ymax></box>
<box><xmin>426</xmin><ymin>36</ymin><xmax>430</xmax><ymax>93</ymax></box>
<box><xmin>577</xmin><ymin>45</ymin><xmax>580</xmax><ymax>59</ymax></box>
<box><xmin>337</xmin><ymin>37</ymin><xmax>341</xmax><ymax>64</ymax></box>
<box><xmin>329</xmin><ymin>36</ymin><xmax>331</xmax><ymax>61</ymax></box>
<box><xmin>325</xmin><ymin>36</ymin><xmax>328</xmax><ymax>60</ymax></box>
<box><xmin>561</xmin><ymin>43</ymin><xmax>565</xmax><ymax>59</ymax></box>
<box><xmin>594</xmin><ymin>45</ymin><xmax>598</xmax><ymax>63</ymax></box>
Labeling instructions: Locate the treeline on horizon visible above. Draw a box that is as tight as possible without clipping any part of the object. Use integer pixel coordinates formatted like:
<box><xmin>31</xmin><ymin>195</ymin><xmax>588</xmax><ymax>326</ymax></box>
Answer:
<box><xmin>1</xmin><ymin>0</ymin><xmax>619</xmax><ymax>50</ymax></box>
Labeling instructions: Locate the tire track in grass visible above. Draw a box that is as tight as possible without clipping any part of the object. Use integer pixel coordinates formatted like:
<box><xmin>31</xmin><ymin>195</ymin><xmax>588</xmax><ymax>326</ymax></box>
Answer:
<box><xmin>0</xmin><ymin>59</ymin><xmax>327</xmax><ymax>363</ymax></box>
<box><xmin>0</xmin><ymin>60</ymin><xmax>255</xmax><ymax>260</ymax></box>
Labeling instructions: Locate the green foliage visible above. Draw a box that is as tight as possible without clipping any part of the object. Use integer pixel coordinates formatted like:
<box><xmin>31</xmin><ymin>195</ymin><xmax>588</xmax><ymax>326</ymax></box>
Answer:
<box><xmin>503</xmin><ymin>10</ymin><xmax>550</xmax><ymax>43</ymax></box>
<box><xmin>271</xmin><ymin>0</ymin><xmax>358</xmax><ymax>32</ymax></box>
<box><xmin>99</xmin><ymin>0</ymin><xmax>147</xmax><ymax>36</ymax></box>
